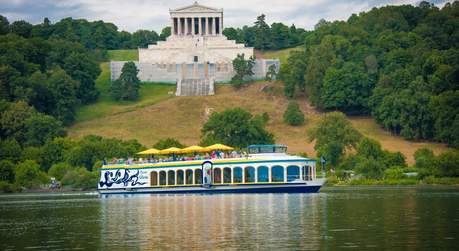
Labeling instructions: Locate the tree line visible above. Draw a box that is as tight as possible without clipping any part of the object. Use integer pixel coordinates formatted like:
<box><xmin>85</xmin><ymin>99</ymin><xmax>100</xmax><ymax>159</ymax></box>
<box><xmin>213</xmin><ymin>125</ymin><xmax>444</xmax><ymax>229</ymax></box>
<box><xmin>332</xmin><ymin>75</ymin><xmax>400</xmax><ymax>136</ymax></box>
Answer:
<box><xmin>223</xmin><ymin>14</ymin><xmax>308</xmax><ymax>50</ymax></box>
<box><xmin>281</xmin><ymin>1</ymin><xmax>459</xmax><ymax>148</ymax></box>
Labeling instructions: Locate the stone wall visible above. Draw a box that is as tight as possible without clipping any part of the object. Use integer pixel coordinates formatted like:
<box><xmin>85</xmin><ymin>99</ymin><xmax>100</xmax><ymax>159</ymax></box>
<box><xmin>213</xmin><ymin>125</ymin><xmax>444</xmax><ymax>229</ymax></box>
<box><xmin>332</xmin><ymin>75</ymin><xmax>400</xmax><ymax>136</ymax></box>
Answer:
<box><xmin>110</xmin><ymin>59</ymin><xmax>280</xmax><ymax>83</ymax></box>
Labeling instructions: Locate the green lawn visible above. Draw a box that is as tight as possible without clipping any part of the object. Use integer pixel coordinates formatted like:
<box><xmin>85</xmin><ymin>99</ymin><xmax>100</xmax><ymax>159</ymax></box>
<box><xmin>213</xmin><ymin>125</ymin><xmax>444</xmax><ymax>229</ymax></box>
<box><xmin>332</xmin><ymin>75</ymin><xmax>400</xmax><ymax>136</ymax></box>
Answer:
<box><xmin>259</xmin><ymin>46</ymin><xmax>303</xmax><ymax>65</ymax></box>
<box><xmin>75</xmin><ymin>50</ymin><xmax>174</xmax><ymax>122</ymax></box>
<box><xmin>107</xmin><ymin>49</ymin><xmax>138</xmax><ymax>61</ymax></box>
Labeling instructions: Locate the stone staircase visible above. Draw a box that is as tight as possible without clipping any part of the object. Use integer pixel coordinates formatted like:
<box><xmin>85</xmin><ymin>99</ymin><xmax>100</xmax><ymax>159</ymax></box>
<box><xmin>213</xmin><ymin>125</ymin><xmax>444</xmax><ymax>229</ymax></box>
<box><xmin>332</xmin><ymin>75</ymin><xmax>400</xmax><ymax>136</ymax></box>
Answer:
<box><xmin>176</xmin><ymin>78</ymin><xmax>215</xmax><ymax>96</ymax></box>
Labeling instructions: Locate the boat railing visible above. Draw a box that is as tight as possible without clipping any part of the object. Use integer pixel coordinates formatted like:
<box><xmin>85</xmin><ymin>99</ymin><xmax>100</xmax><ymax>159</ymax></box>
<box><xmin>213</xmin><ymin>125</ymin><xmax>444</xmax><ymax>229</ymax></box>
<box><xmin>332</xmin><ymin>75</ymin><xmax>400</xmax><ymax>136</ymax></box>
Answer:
<box><xmin>104</xmin><ymin>153</ymin><xmax>247</xmax><ymax>166</ymax></box>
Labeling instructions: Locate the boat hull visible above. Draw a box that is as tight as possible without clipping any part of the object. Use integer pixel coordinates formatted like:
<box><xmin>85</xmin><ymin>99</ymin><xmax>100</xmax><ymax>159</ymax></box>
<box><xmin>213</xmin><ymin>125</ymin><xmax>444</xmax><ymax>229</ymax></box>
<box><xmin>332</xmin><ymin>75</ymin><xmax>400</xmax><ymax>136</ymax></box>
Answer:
<box><xmin>98</xmin><ymin>180</ymin><xmax>325</xmax><ymax>195</ymax></box>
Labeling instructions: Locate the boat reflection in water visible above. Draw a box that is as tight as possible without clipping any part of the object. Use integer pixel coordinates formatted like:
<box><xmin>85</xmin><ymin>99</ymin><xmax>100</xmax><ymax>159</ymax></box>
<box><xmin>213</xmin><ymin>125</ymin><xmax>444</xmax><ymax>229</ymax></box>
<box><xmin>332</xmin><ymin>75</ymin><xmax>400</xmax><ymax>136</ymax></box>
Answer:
<box><xmin>99</xmin><ymin>193</ymin><xmax>323</xmax><ymax>250</ymax></box>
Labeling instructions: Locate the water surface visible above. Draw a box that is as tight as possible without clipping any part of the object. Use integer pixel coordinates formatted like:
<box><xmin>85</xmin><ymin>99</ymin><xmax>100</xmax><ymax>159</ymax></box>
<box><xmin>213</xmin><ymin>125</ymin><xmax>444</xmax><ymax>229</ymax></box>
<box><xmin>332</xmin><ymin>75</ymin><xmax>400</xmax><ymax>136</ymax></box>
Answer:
<box><xmin>0</xmin><ymin>186</ymin><xmax>458</xmax><ymax>250</ymax></box>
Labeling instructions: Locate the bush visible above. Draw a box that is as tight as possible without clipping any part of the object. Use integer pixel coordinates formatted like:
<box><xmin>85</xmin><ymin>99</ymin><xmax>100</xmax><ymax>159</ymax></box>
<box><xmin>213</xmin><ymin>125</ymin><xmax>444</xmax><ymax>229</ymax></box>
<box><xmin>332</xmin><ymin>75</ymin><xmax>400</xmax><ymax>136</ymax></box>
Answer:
<box><xmin>435</xmin><ymin>150</ymin><xmax>459</xmax><ymax>177</ymax></box>
<box><xmin>0</xmin><ymin>160</ymin><xmax>15</xmax><ymax>182</ymax></box>
<box><xmin>61</xmin><ymin>167</ymin><xmax>98</xmax><ymax>190</ymax></box>
<box><xmin>48</xmin><ymin>162</ymin><xmax>73</xmax><ymax>181</ymax></box>
<box><xmin>283</xmin><ymin>101</ymin><xmax>305</xmax><ymax>126</ymax></box>
<box><xmin>110</xmin><ymin>61</ymin><xmax>140</xmax><ymax>101</ymax></box>
<box><xmin>15</xmin><ymin>160</ymin><xmax>48</xmax><ymax>189</ymax></box>
<box><xmin>0</xmin><ymin>181</ymin><xmax>20</xmax><ymax>193</ymax></box>
<box><xmin>153</xmin><ymin>138</ymin><xmax>184</xmax><ymax>149</ymax></box>
<box><xmin>384</xmin><ymin>167</ymin><xmax>406</xmax><ymax>179</ymax></box>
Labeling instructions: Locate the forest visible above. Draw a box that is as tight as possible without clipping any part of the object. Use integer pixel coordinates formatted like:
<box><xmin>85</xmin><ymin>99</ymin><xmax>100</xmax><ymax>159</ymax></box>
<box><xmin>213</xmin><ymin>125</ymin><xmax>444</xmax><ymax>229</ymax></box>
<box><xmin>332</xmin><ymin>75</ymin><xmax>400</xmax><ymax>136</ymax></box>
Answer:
<box><xmin>281</xmin><ymin>1</ymin><xmax>459</xmax><ymax>148</ymax></box>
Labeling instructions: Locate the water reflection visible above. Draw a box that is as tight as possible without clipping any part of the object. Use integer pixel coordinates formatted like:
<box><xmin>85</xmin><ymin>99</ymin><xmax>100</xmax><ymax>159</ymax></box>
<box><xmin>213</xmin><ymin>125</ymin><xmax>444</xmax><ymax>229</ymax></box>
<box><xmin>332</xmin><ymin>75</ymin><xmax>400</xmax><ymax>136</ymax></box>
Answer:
<box><xmin>1</xmin><ymin>187</ymin><xmax>458</xmax><ymax>250</ymax></box>
<box><xmin>100</xmin><ymin>193</ymin><xmax>323</xmax><ymax>250</ymax></box>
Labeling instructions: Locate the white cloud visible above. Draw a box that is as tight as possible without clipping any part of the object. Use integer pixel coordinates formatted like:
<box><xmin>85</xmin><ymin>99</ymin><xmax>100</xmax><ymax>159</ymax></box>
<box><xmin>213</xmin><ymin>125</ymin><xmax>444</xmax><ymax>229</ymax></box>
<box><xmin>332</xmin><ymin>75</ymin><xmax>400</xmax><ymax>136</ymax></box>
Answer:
<box><xmin>0</xmin><ymin>0</ymin><xmax>452</xmax><ymax>32</ymax></box>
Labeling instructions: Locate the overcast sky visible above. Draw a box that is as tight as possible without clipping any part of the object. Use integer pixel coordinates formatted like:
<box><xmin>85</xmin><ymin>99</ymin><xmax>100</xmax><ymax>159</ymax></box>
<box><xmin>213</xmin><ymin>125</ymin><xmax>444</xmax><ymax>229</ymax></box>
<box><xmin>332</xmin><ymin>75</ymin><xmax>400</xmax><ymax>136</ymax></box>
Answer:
<box><xmin>0</xmin><ymin>0</ymin><xmax>451</xmax><ymax>32</ymax></box>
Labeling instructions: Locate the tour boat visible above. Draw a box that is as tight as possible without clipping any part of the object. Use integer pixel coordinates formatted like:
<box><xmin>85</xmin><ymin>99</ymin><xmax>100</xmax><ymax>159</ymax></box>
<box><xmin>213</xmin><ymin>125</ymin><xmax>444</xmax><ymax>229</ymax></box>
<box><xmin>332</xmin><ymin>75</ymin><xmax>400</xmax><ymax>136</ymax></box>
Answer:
<box><xmin>97</xmin><ymin>145</ymin><xmax>326</xmax><ymax>194</ymax></box>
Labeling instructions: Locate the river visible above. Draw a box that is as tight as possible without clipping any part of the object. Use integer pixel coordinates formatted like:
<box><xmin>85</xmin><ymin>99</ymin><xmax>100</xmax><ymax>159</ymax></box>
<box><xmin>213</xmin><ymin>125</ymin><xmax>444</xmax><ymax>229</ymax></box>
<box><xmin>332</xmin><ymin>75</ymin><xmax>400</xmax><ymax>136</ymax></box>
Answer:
<box><xmin>0</xmin><ymin>186</ymin><xmax>458</xmax><ymax>250</ymax></box>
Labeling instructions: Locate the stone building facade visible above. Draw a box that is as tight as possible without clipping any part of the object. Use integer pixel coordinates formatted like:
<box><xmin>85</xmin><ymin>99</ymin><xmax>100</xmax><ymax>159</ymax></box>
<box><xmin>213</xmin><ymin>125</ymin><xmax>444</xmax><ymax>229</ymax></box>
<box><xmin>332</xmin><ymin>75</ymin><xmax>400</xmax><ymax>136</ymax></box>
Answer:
<box><xmin>110</xmin><ymin>2</ymin><xmax>280</xmax><ymax>96</ymax></box>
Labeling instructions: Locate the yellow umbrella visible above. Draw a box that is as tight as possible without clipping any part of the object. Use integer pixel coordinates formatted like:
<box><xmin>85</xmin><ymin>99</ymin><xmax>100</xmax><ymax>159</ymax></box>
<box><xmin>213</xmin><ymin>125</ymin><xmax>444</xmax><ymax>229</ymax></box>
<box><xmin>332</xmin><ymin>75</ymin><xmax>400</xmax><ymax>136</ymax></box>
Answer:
<box><xmin>204</xmin><ymin>144</ymin><xmax>234</xmax><ymax>151</ymax></box>
<box><xmin>159</xmin><ymin>147</ymin><xmax>183</xmax><ymax>155</ymax></box>
<box><xmin>137</xmin><ymin>148</ymin><xmax>160</xmax><ymax>155</ymax></box>
<box><xmin>179</xmin><ymin>145</ymin><xmax>207</xmax><ymax>154</ymax></box>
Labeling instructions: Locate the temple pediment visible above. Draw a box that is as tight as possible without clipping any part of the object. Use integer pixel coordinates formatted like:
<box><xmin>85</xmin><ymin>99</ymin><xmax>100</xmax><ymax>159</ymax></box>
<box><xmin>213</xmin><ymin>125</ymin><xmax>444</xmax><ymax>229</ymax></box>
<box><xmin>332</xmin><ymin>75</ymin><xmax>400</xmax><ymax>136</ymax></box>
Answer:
<box><xmin>171</xmin><ymin>2</ymin><xmax>222</xmax><ymax>13</ymax></box>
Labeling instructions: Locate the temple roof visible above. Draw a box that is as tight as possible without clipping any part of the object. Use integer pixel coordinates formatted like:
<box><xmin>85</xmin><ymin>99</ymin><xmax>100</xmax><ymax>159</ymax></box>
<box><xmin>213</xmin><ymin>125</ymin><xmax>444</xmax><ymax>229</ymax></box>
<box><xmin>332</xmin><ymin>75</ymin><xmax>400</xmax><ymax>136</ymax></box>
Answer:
<box><xmin>170</xmin><ymin>1</ymin><xmax>222</xmax><ymax>13</ymax></box>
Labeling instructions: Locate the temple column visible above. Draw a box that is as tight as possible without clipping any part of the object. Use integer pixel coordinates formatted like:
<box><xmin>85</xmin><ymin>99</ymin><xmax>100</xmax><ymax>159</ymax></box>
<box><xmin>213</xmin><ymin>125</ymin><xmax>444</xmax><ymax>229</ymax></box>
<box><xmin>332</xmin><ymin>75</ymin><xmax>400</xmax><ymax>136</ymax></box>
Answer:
<box><xmin>192</xmin><ymin>17</ymin><xmax>195</xmax><ymax>35</ymax></box>
<box><xmin>185</xmin><ymin>17</ymin><xmax>188</xmax><ymax>35</ymax></box>
<box><xmin>205</xmin><ymin>17</ymin><xmax>209</xmax><ymax>36</ymax></box>
<box><xmin>179</xmin><ymin>18</ymin><xmax>183</xmax><ymax>35</ymax></box>
<box><xmin>220</xmin><ymin>15</ymin><xmax>223</xmax><ymax>35</ymax></box>
<box><xmin>213</xmin><ymin>17</ymin><xmax>217</xmax><ymax>35</ymax></box>
<box><xmin>198</xmin><ymin>17</ymin><xmax>202</xmax><ymax>35</ymax></box>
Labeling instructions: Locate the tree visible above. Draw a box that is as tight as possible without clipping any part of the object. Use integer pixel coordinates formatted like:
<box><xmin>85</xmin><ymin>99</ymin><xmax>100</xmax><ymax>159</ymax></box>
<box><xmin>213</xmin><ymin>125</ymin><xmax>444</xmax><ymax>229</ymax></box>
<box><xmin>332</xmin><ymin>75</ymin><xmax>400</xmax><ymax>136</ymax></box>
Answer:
<box><xmin>15</xmin><ymin>160</ymin><xmax>48</xmax><ymax>188</ymax></box>
<box><xmin>266</xmin><ymin>64</ymin><xmax>277</xmax><ymax>81</ymax></box>
<box><xmin>0</xmin><ymin>160</ymin><xmax>15</xmax><ymax>183</ymax></box>
<box><xmin>160</xmin><ymin>27</ymin><xmax>171</xmax><ymax>40</ymax></box>
<box><xmin>201</xmin><ymin>108</ymin><xmax>274</xmax><ymax>148</ymax></box>
<box><xmin>430</xmin><ymin>91</ymin><xmax>459</xmax><ymax>148</ymax></box>
<box><xmin>24</xmin><ymin>113</ymin><xmax>66</xmax><ymax>147</ymax></box>
<box><xmin>321</xmin><ymin>62</ymin><xmax>373</xmax><ymax>113</ymax></box>
<box><xmin>435</xmin><ymin>150</ymin><xmax>459</xmax><ymax>177</ymax></box>
<box><xmin>46</xmin><ymin>68</ymin><xmax>79</xmax><ymax>125</ymax></box>
<box><xmin>283</xmin><ymin>101</ymin><xmax>305</xmax><ymax>126</ymax></box>
<box><xmin>110</xmin><ymin>62</ymin><xmax>140</xmax><ymax>101</ymax></box>
<box><xmin>231</xmin><ymin>54</ymin><xmax>255</xmax><ymax>88</ymax></box>
<box><xmin>48</xmin><ymin>162</ymin><xmax>73</xmax><ymax>181</ymax></box>
<box><xmin>0</xmin><ymin>139</ymin><xmax>22</xmax><ymax>162</ymax></box>
<box><xmin>308</xmin><ymin>112</ymin><xmax>361</xmax><ymax>166</ymax></box>
<box><xmin>41</xmin><ymin>137</ymin><xmax>75</xmax><ymax>171</ymax></box>
<box><xmin>0</xmin><ymin>15</ymin><xmax>9</xmax><ymax>35</ymax></box>
<box><xmin>153</xmin><ymin>138</ymin><xmax>184</xmax><ymax>149</ymax></box>
<box><xmin>414</xmin><ymin>148</ymin><xmax>435</xmax><ymax>169</ymax></box>
<box><xmin>10</xmin><ymin>20</ymin><xmax>33</xmax><ymax>38</ymax></box>
<box><xmin>254</xmin><ymin>14</ymin><xmax>271</xmax><ymax>50</ymax></box>
<box><xmin>131</xmin><ymin>29</ymin><xmax>159</xmax><ymax>48</ymax></box>
<box><xmin>0</xmin><ymin>101</ymin><xmax>36</xmax><ymax>143</ymax></box>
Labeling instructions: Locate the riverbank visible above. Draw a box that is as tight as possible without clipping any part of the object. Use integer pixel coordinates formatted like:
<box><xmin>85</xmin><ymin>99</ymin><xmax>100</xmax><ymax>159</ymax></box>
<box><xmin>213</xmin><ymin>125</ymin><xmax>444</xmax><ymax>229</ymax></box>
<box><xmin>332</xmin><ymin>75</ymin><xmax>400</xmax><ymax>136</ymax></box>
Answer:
<box><xmin>326</xmin><ymin>177</ymin><xmax>459</xmax><ymax>186</ymax></box>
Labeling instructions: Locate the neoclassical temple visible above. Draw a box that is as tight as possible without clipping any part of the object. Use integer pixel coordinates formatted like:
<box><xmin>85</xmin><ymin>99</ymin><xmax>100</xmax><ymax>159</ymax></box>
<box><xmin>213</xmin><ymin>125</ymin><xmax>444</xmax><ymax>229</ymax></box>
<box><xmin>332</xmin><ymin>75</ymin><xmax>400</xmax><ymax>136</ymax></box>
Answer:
<box><xmin>111</xmin><ymin>2</ymin><xmax>279</xmax><ymax>96</ymax></box>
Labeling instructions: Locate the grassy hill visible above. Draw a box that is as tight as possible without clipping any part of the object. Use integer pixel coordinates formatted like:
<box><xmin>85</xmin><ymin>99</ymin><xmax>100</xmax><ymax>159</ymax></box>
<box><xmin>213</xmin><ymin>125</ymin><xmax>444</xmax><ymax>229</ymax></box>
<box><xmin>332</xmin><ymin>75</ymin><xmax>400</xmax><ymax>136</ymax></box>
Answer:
<box><xmin>68</xmin><ymin>50</ymin><xmax>449</xmax><ymax>164</ymax></box>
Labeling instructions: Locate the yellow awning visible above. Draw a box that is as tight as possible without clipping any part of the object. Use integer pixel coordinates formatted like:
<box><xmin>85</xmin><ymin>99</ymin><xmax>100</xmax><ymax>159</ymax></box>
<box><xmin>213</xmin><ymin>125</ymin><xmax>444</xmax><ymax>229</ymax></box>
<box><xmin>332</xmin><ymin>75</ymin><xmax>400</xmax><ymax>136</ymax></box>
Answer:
<box><xmin>204</xmin><ymin>144</ymin><xmax>234</xmax><ymax>151</ymax></box>
<box><xmin>179</xmin><ymin>145</ymin><xmax>207</xmax><ymax>153</ymax></box>
<box><xmin>159</xmin><ymin>147</ymin><xmax>183</xmax><ymax>155</ymax></box>
<box><xmin>137</xmin><ymin>148</ymin><xmax>160</xmax><ymax>155</ymax></box>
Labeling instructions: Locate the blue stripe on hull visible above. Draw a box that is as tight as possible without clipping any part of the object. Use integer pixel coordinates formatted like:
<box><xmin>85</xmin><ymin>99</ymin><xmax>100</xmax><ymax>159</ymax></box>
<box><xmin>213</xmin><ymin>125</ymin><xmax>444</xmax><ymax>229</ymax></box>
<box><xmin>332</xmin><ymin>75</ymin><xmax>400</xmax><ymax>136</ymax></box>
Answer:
<box><xmin>99</xmin><ymin>185</ymin><xmax>322</xmax><ymax>195</ymax></box>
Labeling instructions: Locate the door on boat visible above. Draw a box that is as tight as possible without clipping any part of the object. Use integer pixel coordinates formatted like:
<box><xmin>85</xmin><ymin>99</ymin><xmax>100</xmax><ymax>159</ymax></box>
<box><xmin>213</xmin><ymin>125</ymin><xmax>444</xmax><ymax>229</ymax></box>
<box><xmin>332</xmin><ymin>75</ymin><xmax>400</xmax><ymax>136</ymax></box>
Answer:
<box><xmin>202</xmin><ymin>161</ymin><xmax>213</xmax><ymax>187</ymax></box>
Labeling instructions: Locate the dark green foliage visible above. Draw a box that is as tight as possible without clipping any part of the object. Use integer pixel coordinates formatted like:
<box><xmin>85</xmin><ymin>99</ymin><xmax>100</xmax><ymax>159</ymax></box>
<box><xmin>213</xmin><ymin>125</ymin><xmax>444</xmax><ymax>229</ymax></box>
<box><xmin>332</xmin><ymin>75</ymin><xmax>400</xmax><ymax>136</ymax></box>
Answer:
<box><xmin>231</xmin><ymin>54</ymin><xmax>255</xmax><ymax>88</ymax></box>
<box><xmin>61</xmin><ymin>168</ymin><xmax>98</xmax><ymax>190</ymax></box>
<box><xmin>46</xmin><ymin>68</ymin><xmax>79</xmax><ymax>124</ymax></box>
<box><xmin>282</xmin><ymin>2</ymin><xmax>459</xmax><ymax>146</ymax></box>
<box><xmin>153</xmin><ymin>138</ymin><xmax>184</xmax><ymax>149</ymax></box>
<box><xmin>308</xmin><ymin>112</ymin><xmax>361</xmax><ymax>166</ymax></box>
<box><xmin>283</xmin><ymin>101</ymin><xmax>305</xmax><ymax>126</ymax></box>
<box><xmin>435</xmin><ymin>150</ymin><xmax>459</xmax><ymax>177</ymax></box>
<box><xmin>265</xmin><ymin>64</ymin><xmax>277</xmax><ymax>81</ymax></box>
<box><xmin>0</xmin><ymin>139</ymin><xmax>22</xmax><ymax>162</ymax></box>
<box><xmin>414</xmin><ymin>148</ymin><xmax>435</xmax><ymax>169</ymax></box>
<box><xmin>110</xmin><ymin>62</ymin><xmax>140</xmax><ymax>100</ymax></box>
<box><xmin>201</xmin><ymin>108</ymin><xmax>274</xmax><ymax>148</ymax></box>
<box><xmin>10</xmin><ymin>20</ymin><xmax>33</xmax><ymax>38</ymax></box>
<box><xmin>160</xmin><ymin>27</ymin><xmax>171</xmax><ymax>41</ymax></box>
<box><xmin>131</xmin><ymin>30</ymin><xmax>160</xmax><ymax>48</ymax></box>
<box><xmin>339</xmin><ymin>137</ymin><xmax>407</xmax><ymax>179</ymax></box>
<box><xmin>24</xmin><ymin>113</ymin><xmax>66</xmax><ymax>147</ymax></box>
<box><xmin>15</xmin><ymin>160</ymin><xmax>48</xmax><ymax>188</ymax></box>
<box><xmin>0</xmin><ymin>160</ymin><xmax>15</xmax><ymax>183</ymax></box>
<box><xmin>222</xmin><ymin>15</ymin><xmax>306</xmax><ymax>50</ymax></box>
<box><xmin>48</xmin><ymin>162</ymin><xmax>73</xmax><ymax>181</ymax></box>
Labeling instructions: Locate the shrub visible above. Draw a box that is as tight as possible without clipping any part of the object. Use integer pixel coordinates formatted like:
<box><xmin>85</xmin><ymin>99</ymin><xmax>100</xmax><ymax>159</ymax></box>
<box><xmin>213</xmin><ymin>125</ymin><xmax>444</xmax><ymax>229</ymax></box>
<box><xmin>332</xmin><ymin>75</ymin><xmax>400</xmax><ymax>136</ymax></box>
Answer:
<box><xmin>48</xmin><ymin>162</ymin><xmax>73</xmax><ymax>181</ymax></box>
<box><xmin>283</xmin><ymin>101</ymin><xmax>305</xmax><ymax>126</ymax></box>
<box><xmin>61</xmin><ymin>167</ymin><xmax>98</xmax><ymax>190</ymax></box>
<box><xmin>435</xmin><ymin>150</ymin><xmax>459</xmax><ymax>177</ymax></box>
<box><xmin>153</xmin><ymin>138</ymin><xmax>184</xmax><ymax>149</ymax></box>
<box><xmin>15</xmin><ymin>160</ymin><xmax>48</xmax><ymax>189</ymax></box>
<box><xmin>384</xmin><ymin>167</ymin><xmax>406</xmax><ymax>179</ymax></box>
<box><xmin>0</xmin><ymin>160</ymin><xmax>15</xmax><ymax>182</ymax></box>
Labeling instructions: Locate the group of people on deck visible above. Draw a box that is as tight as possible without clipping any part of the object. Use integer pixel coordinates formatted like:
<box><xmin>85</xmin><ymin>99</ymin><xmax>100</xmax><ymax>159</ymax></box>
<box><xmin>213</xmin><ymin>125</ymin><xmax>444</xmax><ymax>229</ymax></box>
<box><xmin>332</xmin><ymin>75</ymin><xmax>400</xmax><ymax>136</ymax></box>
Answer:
<box><xmin>106</xmin><ymin>150</ymin><xmax>247</xmax><ymax>165</ymax></box>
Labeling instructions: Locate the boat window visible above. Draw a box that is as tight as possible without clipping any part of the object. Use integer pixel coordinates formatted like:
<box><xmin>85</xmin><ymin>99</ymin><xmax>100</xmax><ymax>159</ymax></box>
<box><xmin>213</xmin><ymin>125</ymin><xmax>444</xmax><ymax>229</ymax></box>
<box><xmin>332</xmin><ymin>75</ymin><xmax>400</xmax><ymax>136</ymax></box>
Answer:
<box><xmin>272</xmin><ymin>166</ymin><xmax>284</xmax><ymax>182</ymax></box>
<box><xmin>257</xmin><ymin>166</ymin><xmax>269</xmax><ymax>182</ymax></box>
<box><xmin>168</xmin><ymin>170</ymin><xmax>175</xmax><ymax>185</ymax></box>
<box><xmin>233</xmin><ymin>167</ymin><xmax>243</xmax><ymax>183</ymax></box>
<box><xmin>177</xmin><ymin>170</ymin><xmax>184</xmax><ymax>185</ymax></box>
<box><xmin>185</xmin><ymin>169</ymin><xmax>193</xmax><ymax>184</ymax></box>
<box><xmin>248</xmin><ymin>145</ymin><xmax>287</xmax><ymax>154</ymax></box>
<box><xmin>195</xmin><ymin>169</ymin><xmax>202</xmax><ymax>184</ymax></box>
<box><xmin>159</xmin><ymin>171</ymin><xmax>166</xmax><ymax>186</ymax></box>
<box><xmin>223</xmin><ymin>167</ymin><xmax>231</xmax><ymax>183</ymax></box>
<box><xmin>244</xmin><ymin>167</ymin><xmax>255</xmax><ymax>183</ymax></box>
<box><xmin>151</xmin><ymin>171</ymin><xmax>158</xmax><ymax>186</ymax></box>
<box><xmin>213</xmin><ymin>168</ymin><xmax>222</xmax><ymax>184</ymax></box>
<box><xmin>287</xmin><ymin>165</ymin><xmax>300</xmax><ymax>182</ymax></box>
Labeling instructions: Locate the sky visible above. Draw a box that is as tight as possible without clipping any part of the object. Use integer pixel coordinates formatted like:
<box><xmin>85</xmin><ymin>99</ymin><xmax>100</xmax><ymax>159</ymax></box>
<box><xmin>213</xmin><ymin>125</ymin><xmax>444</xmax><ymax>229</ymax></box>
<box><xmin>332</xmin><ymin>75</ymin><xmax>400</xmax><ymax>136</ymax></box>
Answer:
<box><xmin>0</xmin><ymin>0</ymin><xmax>452</xmax><ymax>32</ymax></box>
